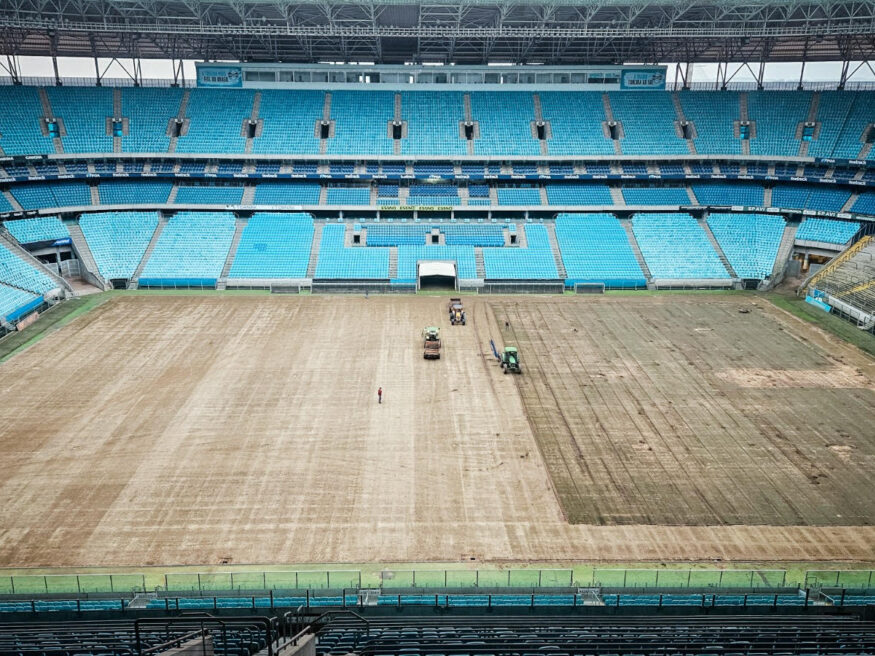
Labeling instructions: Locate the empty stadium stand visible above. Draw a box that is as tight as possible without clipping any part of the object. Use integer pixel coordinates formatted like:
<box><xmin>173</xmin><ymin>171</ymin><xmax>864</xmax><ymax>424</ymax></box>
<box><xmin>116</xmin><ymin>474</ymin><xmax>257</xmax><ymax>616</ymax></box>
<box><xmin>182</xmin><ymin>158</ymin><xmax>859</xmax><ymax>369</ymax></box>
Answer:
<box><xmin>555</xmin><ymin>213</ymin><xmax>647</xmax><ymax>288</ymax></box>
<box><xmin>796</xmin><ymin>217</ymin><xmax>861</xmax><ymax>245</ymax></box>
<box><xmin>4</xmin><ymin>216</ymin><xmax>69</xmax><ymax>244</ymax></box>
<box><xmin>706</xmin><ymin>213</ymin><xmax>785</xmax><ymax>280</ymax></box>
<box><xmin>228</xmin><ymin>213</ymin><xmax>314</xmax><ymax>280</ymax></box>
<box><xmin>138</xmin><ymin>212</ymin><xmax>236</xmax><ymax>286</ymax></box>
<box><xmin>632</xmin><ymin>213</ymin><xmax>732</xmax><ymax>283</ymax></box>
<box><xmin>78</xmin><ymin>212</ymin><xmax>161</xmax><ymax>281</ymax></box>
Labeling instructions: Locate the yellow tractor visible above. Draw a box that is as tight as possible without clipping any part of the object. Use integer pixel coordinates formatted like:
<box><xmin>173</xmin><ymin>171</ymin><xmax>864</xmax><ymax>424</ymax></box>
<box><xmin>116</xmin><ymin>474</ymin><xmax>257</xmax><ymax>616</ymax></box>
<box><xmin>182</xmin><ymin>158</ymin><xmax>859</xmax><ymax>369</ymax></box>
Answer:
<box><xmin>448</xmin><ymin>298</ymin><xmax>466</xmax><ymax>325</ymax></box>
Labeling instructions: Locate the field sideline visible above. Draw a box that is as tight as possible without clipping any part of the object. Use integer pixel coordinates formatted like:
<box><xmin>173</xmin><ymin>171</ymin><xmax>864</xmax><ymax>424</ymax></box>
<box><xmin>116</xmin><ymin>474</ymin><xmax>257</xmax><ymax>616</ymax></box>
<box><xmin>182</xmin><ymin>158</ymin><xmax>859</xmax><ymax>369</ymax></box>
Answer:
<box><xmin>0</xmin><ymin>292</ymin><xmax>872</xmax><ymax>568</ymax></box>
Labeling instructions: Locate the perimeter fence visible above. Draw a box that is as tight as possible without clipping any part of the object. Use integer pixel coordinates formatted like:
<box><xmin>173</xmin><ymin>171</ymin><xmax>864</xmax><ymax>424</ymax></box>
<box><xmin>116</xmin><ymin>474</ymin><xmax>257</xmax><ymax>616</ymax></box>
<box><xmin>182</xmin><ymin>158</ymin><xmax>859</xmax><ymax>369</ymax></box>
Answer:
<box><xmin>1</xmin><ymin>568</ymin><xmax>872</xmax><ymax>595</ymax></box>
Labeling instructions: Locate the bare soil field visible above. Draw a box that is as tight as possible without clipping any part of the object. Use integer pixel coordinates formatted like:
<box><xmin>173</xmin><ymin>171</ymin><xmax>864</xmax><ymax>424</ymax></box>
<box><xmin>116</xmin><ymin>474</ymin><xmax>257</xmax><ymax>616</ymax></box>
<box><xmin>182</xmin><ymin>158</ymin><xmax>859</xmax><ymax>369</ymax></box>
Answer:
<box><xmin>0</xmin><ymin>294</ymin><xmax>872</xmax><ymax>567</ymax></box>
<box><xmin>491</xmin><ymin>295</ymin><xmax>875</xmax><ymax>527</ymax></box>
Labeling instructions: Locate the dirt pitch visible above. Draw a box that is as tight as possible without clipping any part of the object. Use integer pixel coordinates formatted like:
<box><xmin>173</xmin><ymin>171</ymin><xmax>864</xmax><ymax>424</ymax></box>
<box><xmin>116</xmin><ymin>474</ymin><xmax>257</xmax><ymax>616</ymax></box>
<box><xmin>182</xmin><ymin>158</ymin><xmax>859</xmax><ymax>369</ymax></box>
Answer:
<box><xmin>0</xmin><ymin>293</ymin><xmax>872</xmax><ymax>568</ymax></box>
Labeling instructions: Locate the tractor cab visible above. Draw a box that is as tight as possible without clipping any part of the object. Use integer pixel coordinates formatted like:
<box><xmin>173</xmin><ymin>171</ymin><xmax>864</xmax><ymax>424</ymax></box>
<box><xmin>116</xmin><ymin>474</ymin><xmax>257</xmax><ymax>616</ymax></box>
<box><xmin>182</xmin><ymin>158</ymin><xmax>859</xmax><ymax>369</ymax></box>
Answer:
<box><xmin>500</xmin><ymin>346</ymin><xmax>521</xmax><ymax>374</ymax></box>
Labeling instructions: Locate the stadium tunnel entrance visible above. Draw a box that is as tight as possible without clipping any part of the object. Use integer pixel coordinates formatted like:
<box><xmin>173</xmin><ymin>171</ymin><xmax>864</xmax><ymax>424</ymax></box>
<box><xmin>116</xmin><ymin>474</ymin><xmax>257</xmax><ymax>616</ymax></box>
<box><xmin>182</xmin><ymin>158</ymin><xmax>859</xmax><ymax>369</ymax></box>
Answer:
<box><xmin>417</xmin><ymin>260</ymin><xmax>457</xmax><ymax>291</ymax></box>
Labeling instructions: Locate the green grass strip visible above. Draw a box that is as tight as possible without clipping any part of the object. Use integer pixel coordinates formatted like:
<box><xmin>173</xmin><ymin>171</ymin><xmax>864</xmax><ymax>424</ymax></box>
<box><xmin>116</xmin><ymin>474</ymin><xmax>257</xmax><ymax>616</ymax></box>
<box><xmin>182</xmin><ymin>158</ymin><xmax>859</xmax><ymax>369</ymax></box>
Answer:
<box><xmin>766</xmin><ymin>292</ymin><xmax>875</xmax><ymax>357</ymax></box>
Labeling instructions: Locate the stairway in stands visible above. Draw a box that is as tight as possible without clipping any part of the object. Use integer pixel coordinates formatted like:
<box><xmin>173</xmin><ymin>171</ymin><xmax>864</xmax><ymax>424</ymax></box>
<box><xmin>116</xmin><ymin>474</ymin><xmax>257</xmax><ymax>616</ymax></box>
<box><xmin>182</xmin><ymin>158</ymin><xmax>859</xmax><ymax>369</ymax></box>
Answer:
<box><xmin>217</xmin><ymin>217</ymin><xmax>247</xmax><ymax>289</ymax></box>
<box><xmin>388</xmin><ymin>247</ymin><xmax>398</xmax><ymax>278</ymax></box>
<box><xmin>66</xmin><ymin>221</ymin><xmax>108</xmax><ymax>290</ymax></box>
<box><xmin>543</xmin><ymin>222</ymin><xmax>567</xmax><ymax>279</ymax></box>
<box><xmin>474</xmin><ymin>247</ymin><xmax>486</xmax><ymax>279</ymax></box>
<box><xmin>129</xmin><ymin>217</ymin><xmax>166</xmax><ymax>288</ymax></box>
<box><xmin>699</xmin><ymin>218</ymin><xmax>739</xmax><ymax>279</ymax></box>
<box><xmin>620</xmin><ymin>219</ymin><xmax>653</xmax><ymax>284</ymax></box>
<box><xmin>306</xmin><ymin>222</ymin><xmax>324</xmax><ymax>278</ymax></box>
<box><xmin>768</xmin><ymin>221</ymin><xmax>800</xmax><ymax>286</ymax></box>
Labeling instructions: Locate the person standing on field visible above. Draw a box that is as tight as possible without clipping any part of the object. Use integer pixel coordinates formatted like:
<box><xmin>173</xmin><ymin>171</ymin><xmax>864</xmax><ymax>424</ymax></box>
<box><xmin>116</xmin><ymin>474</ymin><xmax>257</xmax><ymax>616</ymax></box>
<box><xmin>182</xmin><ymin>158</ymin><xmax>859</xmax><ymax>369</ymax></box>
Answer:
<box><xmin>377</xmin><ymin>387</ymin><xmax>382</xmax><ymax>404</ymax></box>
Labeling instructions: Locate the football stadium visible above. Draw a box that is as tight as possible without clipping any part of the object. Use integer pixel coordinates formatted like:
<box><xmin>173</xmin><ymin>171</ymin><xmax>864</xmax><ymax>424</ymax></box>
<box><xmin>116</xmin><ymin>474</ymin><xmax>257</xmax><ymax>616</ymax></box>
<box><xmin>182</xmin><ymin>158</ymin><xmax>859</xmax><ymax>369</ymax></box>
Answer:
<box><xmin>0</xmin><ymin>0</ymin><xmax>874</xmax><ymax>651</ymax></box>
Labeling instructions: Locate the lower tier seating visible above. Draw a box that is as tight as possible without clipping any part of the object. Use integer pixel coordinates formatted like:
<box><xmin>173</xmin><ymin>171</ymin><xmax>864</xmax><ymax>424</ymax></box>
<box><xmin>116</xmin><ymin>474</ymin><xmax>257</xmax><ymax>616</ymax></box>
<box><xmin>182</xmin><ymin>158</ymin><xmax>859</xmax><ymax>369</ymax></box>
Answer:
<box><xmin>706</xmin><ymin>213</ymin><xmax>785</xmax><ymax>279</ymax></box>
<box><xmin>228</xmin><ymin>213</ymin><xmax>314</xmax><ymax>279</ymax></box>
<box><xmin>139</xmin><ymin>212</ymin><xmax>236</xmax><ymax>286</ymax></box>
<box><xmin>632</xmin><ymin>213</ymin><xmax>731</xmax><ymax>280</ymax></box>
<box><xmin>555</xmin><ymin>213</ymin><xmax>646</xmax><ymax>287</ymax></box>
<box><xmin>79</xmin><ymin>212</ymin><xmax>160</xmax><ymax>280</ymax></box>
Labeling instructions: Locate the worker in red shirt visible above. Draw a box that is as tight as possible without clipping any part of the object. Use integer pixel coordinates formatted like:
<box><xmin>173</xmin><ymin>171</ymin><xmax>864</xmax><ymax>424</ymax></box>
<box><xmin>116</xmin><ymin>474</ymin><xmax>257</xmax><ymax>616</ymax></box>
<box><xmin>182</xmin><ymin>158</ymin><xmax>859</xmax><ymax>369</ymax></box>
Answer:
<box><xmin>377</xmin><ymin>387</ymin><xmax>382</xmax><ymax>404</ymax></box>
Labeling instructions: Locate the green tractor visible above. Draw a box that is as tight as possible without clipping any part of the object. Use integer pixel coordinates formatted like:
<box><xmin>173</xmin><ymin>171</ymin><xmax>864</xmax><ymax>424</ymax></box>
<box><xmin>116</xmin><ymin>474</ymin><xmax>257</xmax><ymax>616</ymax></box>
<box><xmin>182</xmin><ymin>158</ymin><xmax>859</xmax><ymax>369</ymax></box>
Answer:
<box><xmin>500</xmin><ymin>346</ymin><xmax>521</xmax><ymax>374</ymax></box>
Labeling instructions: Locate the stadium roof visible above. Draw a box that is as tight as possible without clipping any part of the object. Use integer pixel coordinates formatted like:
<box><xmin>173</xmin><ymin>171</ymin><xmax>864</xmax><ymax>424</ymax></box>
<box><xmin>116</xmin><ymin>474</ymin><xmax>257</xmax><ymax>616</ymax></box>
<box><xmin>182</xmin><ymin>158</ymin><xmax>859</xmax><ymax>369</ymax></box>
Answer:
<box><xmin>1</xmin><ymin>0</ymin><xmax>874</xmax><ymax>65</ymax></box>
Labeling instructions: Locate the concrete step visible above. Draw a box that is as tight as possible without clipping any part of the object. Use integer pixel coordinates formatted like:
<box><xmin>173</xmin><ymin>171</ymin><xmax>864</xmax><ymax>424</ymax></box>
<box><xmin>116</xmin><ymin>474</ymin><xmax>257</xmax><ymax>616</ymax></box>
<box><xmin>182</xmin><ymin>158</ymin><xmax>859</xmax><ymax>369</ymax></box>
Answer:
<box><xmin>700</xmin><ymin>218</ymin><xmax>738</xmax><ymax>279</ymax></box>
<box><xmin>842</xmin><ymin>193</ymin><xmax>859</xmax><ymax>213</ymax></box>
<box><xmin>322</xmin><ymin>92</ymin><xmax>332</xmax><ymax>121</ymax></box>
<box><xmin>90</xmin><ymin>184</ymin><xmax>100</xmax><ymax>206</ymax></box>
<box><xmin>609</xmin><ymin>186</ymin><xmax>625</xmax><ymax>206</ymax></box>
<box><xmin>242</xmin><ymin>184</ymin><xmax>256</xmax><ymax>205</ymax></box>
<box><xmin>474</xmin><ymin>247</ymin><xmax>486</xmax><ymax>279</ymax></box>
<box><xmin>388</xmin><ymin>247</ymin><xmax>398</xmax><ymax>278</ymax></box>
<box><xmin>167</xmin><ymin>184</ymin><xmax>179</xmax><ymax>203</ymax></box>
<box><xmin>66</xmin><ymin>221</ymin><xmax>108</xmax><ymax>290</ymax></box>
<box><xmin>769</xmin><ymin>222</ymin><xmax>799</xmax><ymax>285</ymax></box>
<box><xmin>543</xmin><ymin>222</ymin><xmax>567</xmax><ymax>279</ymax></box>
<box><xmin>763</xmin><ymin>186</ymin><xmax>773</xmax><ymax>207</ymax></box>
<box><xmin>132</xmin><ymin>218</ymin><xmax>166</xmax><ymax>283</ymax></box>
<box><xmin>3</xmin><ymin>190</ymin><xmax>22</xmax><ymax>211</ymax></box>
<box><xmin>220</xmin><ymin>217</ymin><xmax>247</xmax><ymax>278</ymax></box>
<box><xmin>621</xmin><ymin>219</ymin><xmax>652</xmax><ymax>282</ymax></box>
<box><xmin>306</xmin><ymin>222</ymin><xmax>324</xmax><ymax>278</ymax></box>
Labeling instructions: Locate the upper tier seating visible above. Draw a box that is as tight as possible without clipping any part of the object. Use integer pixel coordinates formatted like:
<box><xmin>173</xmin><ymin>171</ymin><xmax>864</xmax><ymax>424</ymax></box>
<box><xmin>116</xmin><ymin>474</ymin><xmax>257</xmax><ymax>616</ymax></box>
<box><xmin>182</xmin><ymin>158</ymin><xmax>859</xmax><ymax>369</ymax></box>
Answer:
<box><xmin>806</xmin><ymin>91</ymin><xmax>857</xmax><ymax>159</ymax></box>
<box><xmin>706</xmin><ymin>213</ymin><xmax>785</xmax><ymax>279</ymax></box>
<box><xmin>632</xmin><ymin>213</ymin><xmax>731</xmax><ymax>280</ymax></box>
<box><xmin>622</xmin><ymin>187</ymin><xmax>690</xmax><ymax>205</ymax></box>
<box><xmin>327</xmin><ymin>91</ymin><xmax>393</xmax><ymax>156</ymax></box>
<box><xmin>539</xmin><ymin>92</ymin><xmax>615</xmax><ymax>156</ymax></box>
<box><xmin>810</xmin><ymin>91</ymin><xmax>875</xmax><ymax>159</ymax></box>
<box><xmin>79</xmin><ymin>212</ymin><xmax>160</xmax><ymax>279</ymax></box>
<box><xmin>482</xmin><ymin>224</ymin><xmax>558</xmax><ymax>279</ymax></box>
<box><xmin>228</xmin><ymin>213</ymin><xmax>313</xmax><ymax>279</ymax></box>
<box><xmin>442</xmin><ymin>223</ymin><xmax>504</xmax><ymax>246</ymax></box>
<box><xmin>748</xmin><ymin>91</ymin><xmax>812</xmax><ymax>156</ymax></box>
<box><xmin>177</xmin><ymin>89</ymin><xmax>253</xmax><ymax>153</ymax></box>
<box><xmin>0</xmin><ymin>281</ymin><xmax>40</xmax><ymax>323</ymax></box>
<box><xmin>400</xmin><ymin>92</ymin><xmax>467</xmax><ymax>156</ymax></box>
<box><xmin>691</xmin><ymin>182</ymin><xmax>765</xmax><ymax>206</ymax></box>
<box><xmin>396</xmin><ymin>245</ymin><xmax>477</xmax><ymax>280</ymax></box>
<box><xmin>253</xmin><ymin>90</ymin><xmax>322</xmax><ymax>154</ymax></box>
<box><xmin>546</xmin><ymin>184</ymin><xmax>612</xmax><ymax>206</ymax></box>
<box><xmin>497</xmin><ymin>186</ymin><xmax>542</xmax><ymax>205</ymax></box>
<box><xmin>99</xmin><ymin>180</ymin><xmax>173</xmax><ymax>205</ymax></box>
<box><xmin>139</xmin><ymin>212</ymin><xmax>236</xmax><ymax>285</ymax></box>
<box><xmin>0</xmin><ymin>242</ymin><xmax>57</xmax><ymax>293</ymax></box>
<box><xmin>471</xmin><ymin>92</ymin><xmax>540</xmax><ymax>156</ymax></box>
<box><xmin>253</xmin><ymin>182</ymin><xmax>321</xmax><ymax>205</ymax></box>
<box><xmin>852</xmin><ymin>192</ymin><xmax>875</xmax><ymax>215</ymax></box>
<box><xmin>677</xmin><ymin>91</ymin><xmax>742</xmax><ymax>155</ymax></box>
<box><xmin>795</xmin><ymin>217</ymin><xmax>860</xmax><ymax>244</ymax></box>
<box><xmin>609</xmin><ymin>91</ymin><xmax>688</xmax><ymax>155</ymax></box>
<box><xmin>0</xmin><ymin>86</ymin><xmax>54</xmax><ymax>155</ymax></box>
<box><xmin>315</xmin><ymin>224</ymin><xmax>388</xmax><ymax>278</ymax></box>
<box><xmin>555</xmin><ymin>213</ymin><xmax>646</xmax><ymax>287</ymax></box>
<box><xmin>0</xmin><ymin>86</ymin><xmax>874</xmax><ymax>160</ymax></box>
<box><xmin>11</xmin><ymin>181</ymin><xmax>92</xmax><ymax>210</ymax></box>
<box><xmin>175</xmin><ymin>185</ymin><xmax>244</xmax><ymax>205</ymax></box>
<box><xmin>47</xmin><ymin>87</ymin><xmax>115</xmax><ymax>153</ymax></box>
<box><xmin>325</xmin><ymin>187</ymin><xmax>371</xmax><ymax>205</ymax></box>
<box><xmin>366</xmin><ymin>224</ymin><xmax>429</xmax><ymax>246</ymax></box>
<box><xmin>4</xmin><ymin>216</ymin><xmax>69</xmax><ymax>244</ymax></box>
<box><xmin>121</xmin><ymin>86</ymin><xmax>183</xmax><ymax>153</ymax></box>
